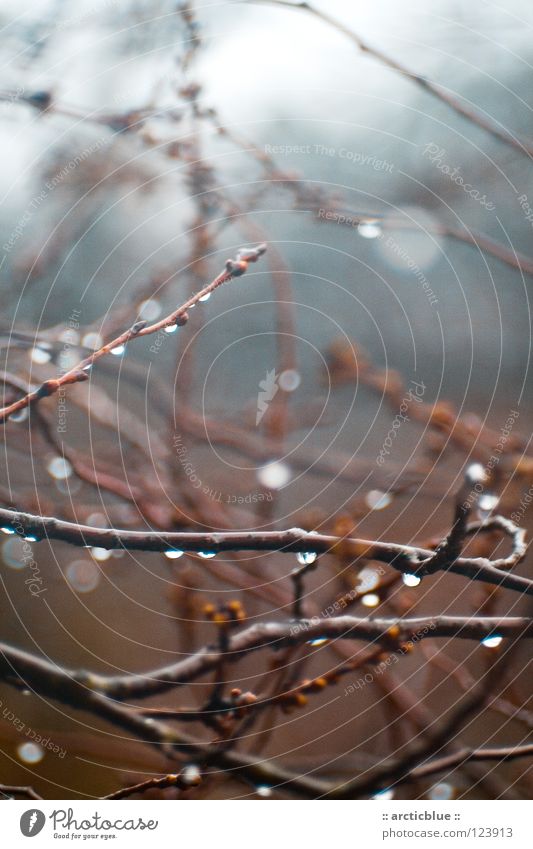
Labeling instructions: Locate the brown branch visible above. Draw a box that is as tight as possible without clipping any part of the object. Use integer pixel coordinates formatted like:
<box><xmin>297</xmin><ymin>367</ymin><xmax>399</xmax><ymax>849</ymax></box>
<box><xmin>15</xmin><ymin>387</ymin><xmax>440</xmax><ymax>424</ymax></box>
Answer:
<box><xmin>411</xmin><ymin>743</ymin><xmax>533</xmax><ymax>781</ymax></box>
<box><xmin>103</xmin><ymin>771</ymin><xmax>200</xmax><ymax>799</ymax></box>
<box><xmin>0</xmin><ymin>784</ymin><xmax>43</xmax><ymax>800</ymax></box>
<box><xmin>4</xmin><ymin>615</ymin><xmax>521</xmax><ymax>701</ymax></box>
<box><xmin>257</xmin><ymin>0</ymin><xmax>533</xmax><ymax>158</ymax></box>
<box><xmin>326</xmin><ymin>656</ymin><xmax>505</xmax><ymax>798</ymax></box>
<box><xmin>0</xmin><ymin>506</ymin><xmax>528</xmax><ymax>595</ymax></box>
<box><xmin>0</xmin><ymin>244</ymin><xmax>266</xmax><ymax>422</ymax></box>
<box><xmin>0</xmin><ymin>621</ymin><xmax>531</xmax><ymax>799</ymax></box>
<box><xmin>316</xmin><ymin>208</ymin><xmax>533</xmax><ymax>278</ymax></box>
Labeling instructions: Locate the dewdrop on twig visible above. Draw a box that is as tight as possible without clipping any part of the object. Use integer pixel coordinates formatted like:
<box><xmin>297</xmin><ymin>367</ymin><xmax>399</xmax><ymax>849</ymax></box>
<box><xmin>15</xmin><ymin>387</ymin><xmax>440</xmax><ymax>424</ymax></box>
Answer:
<box><xmin>164</xmin><ymin>549</ymin><xmax>184</xmax><ymax>560</ymax></box>
<box><xmin>402</xmin><ymin>573</ymin><xmax>421</xmax><ymax>587</ymax></box>
<box><xmin>481</xmin><ymin>634</ymin><xmax>502</xmax><ymax>648</ymax></box>
<box><xmin>296</xmin><ymin>551</ymin><xmax>317</xmax><ymax>566</ymax></box>
<box><xmin>478</xmin><ymin>493</ymin><xmax>499</xmax><ymax>516</ymax></box>
<box><xmin>47</xmin><ymin>457</ymin><xmax>73</xmax><ymax>480</ymax></box>
<box><xmin>90</xmin><ymin>547</ymin><xmax>112</xmax><ymax>562</ymax></box>
<box><xmin>361</xmin><ymin>593</ymin><xmax>380</xmax><ymax>607</ymax></box>
<box><xmin>372</xmin><ymin>787</ymin><xmax>394</xmax><ymax>800</ymax></box>
<box><xmin>465</xmin><ymin>462</ymin><xmax>486</xmax><ymax>485</ymax></box>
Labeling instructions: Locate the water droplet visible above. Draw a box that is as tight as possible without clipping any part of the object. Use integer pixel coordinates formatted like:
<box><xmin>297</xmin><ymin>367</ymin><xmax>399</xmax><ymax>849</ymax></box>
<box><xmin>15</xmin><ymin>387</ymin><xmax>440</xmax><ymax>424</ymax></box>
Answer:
<box><xmin>110</xmin><ymin>344</ymin><xmax>125</xmax><ymax>356</ymax></box>
<box><xmin>481</xmin><ymin>635</ymin><xmax>502</xmax><ymax>648</ymax></box>
<box><xmin>182</xmin><ymin>764</ymin><xmax>201</xmax><ymax>786</ymax></box>
<box><xmin>2</xmin><ymin>537</ymin><xmax>28</xmax><ymax>569</ymax></box>
<box><xmin>256</xmin><ymin>785</ymin><xmax>272</xmax><ymax>798</ymax></box>
<box><xmin>478</xmin><ymin>493</ymin><xmax>499</xmax><ymax>514</ymax></box>
<box><xmin>1</xmin><ymin>526</ymin><xmax>15</xmax><ymax>535</ymax></box>
<box><xmin>279</xmin><ymin>369</ymin><xmax>301</xmax><ymax>392</ymax></box>
<box><xmin>23</xmin><ymin>535</ymin><xmax>38</xmax><ymax>543</ymax></box>
<box><xmin>138</xmin><ymin>298</ymin><xmax>162</xmax><ymax>320</ymax></box>
<box><xmin>198</xmin><ymin>551</ymin><xmax>216</xmax><ymax>559</ymax></box>
<box><xmin>466</xmin><ymin>463</ymin><xmax>486</xmax><ymax>484</ymax></box>
<box><xmin>66</xmin><ymin>560</ymin><xmax>100</xmax><ymax>593</ymax></box>
<box><xmin>29</xmin><ymin>347</ymin><xmax>51</xmax><ymax>364</ymax></box>
<box><xmin>429</xmin><ymin>782</ymin><xmax>454</xmax><ymax>800</ymax></box>
<box><xmin>90</xmin><ymin>547</ymin><xmax>112</xmax><ymax>562</ymax></box>
<box><xmin>17</xmin><ymin>742</ymin><xmax>44</xmax><ymax>764</ymax></box>
<box><xmin>402</xmin><ymin>573</ymin><xmax>421</xmax><ymax>587</ymax></box>
<box><xmin>358</xmin><ymin>220</ymin><xmax>382</xmax><ymax>239</ymax></box>
<box><xmin>199</xmin><ymin>292</ymin><xmax>211</xmax><ymax>303</ymax></box>
<box><xmin>296</xmin><ymin>551</ymin><xmax>317</xmax><ymax>566</ymax></box>
<box><xmin>372</xmin><ymin>787</ymin><xmax>394</xmax><ymax>800</ymax></box>
<box><xmin>82</xmin><ymin>332</ymin><xmax>104</xmax><ymax>350</ymax></box>
<box><xmin>8</xmin><ymin>407</ymin><xmax>29</xmax><ymax>423</ymax></box>
<box><xmin>361</xmin><ymin>593</ymin><xmax>380</xmax><ymax>608</ymax></box>
<box><xmin>307</xmin><ymin>637</ymin><xmax>329</xmax><ymax>647</ymax></box>
<box><xmin>356</xmin><ymin>567</ymin><xmax>380</xmax><ymax>592</ymax></box>
<box><xmin>365</xmin><ymin>489</ymin><xmax>392</xmax><ymax>510</ymax></box>
<box><xmin>164</xmin><ymin>324</ymin><xmax>178</xmax><ymax>334</ymax></box>
<box><xmin>257</xmin><ymin>461</ymin><xmax>291</xmax><ymax>490</ymax></box>
<box><xmin>164</xmin><ymin>549</ymin><xmax>184</xmax><ymax>560</ymax></box>
<box><xmin>47</xmin><ymin>456</ymin><xmax>73</xmax><ymax>480</ymax></box>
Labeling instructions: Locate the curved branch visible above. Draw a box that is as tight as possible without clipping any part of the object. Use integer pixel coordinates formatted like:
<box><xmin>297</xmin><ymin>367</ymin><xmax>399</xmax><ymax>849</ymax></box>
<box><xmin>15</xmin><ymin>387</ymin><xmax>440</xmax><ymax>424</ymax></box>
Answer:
<box><xmin>1</xmin><ymin>615</ymin><xmax>530</xmax><ymax>704</ymax></box>
<box><xmin>257</xmin><ymin>0</ymin><xmax>533</xmax><ymax>158</ymax></box>
<box><xmin>0</xmin><ymin>507</ymin><xmax>529</xmax><ymax>595</ymax></box>
<box><xmin>0</xmin><ymin>244</ymin><xmax>266</xmax><ymax>423</ymax></box>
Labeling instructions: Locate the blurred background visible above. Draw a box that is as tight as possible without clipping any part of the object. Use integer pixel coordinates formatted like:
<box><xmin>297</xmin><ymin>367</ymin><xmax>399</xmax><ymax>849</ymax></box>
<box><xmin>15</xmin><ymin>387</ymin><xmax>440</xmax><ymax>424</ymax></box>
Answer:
<box><xmin>0</xmin><ymin>0</ymin><xmax>532</xmax><ymax>799</ymax></box>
